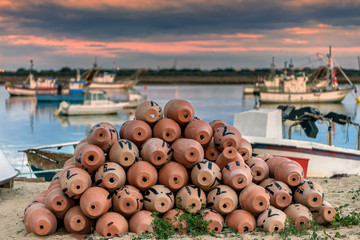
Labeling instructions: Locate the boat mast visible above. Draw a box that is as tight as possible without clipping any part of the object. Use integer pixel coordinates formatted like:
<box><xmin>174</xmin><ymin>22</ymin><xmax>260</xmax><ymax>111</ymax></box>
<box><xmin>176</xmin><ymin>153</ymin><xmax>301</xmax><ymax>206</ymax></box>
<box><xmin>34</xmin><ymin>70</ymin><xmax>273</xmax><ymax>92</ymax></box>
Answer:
<box><xmin>328</xmin><ymin>46</ymin><xmax>334</xmax><ymax>84</ymax></box>
<box><xmin>270</xmin><ymin>57</ymin><xmax>276</xmax><ymax>80</ymax></box>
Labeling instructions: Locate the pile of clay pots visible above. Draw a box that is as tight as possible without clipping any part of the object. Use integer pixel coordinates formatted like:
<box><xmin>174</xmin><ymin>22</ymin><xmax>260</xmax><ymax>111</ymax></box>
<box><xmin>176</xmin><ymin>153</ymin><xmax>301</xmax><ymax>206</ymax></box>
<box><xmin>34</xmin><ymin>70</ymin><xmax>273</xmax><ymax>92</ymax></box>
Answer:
<box><xmin>23</xmin><ymin>99</ymin><xmax>336</xmax><ymax>237</ymax></box>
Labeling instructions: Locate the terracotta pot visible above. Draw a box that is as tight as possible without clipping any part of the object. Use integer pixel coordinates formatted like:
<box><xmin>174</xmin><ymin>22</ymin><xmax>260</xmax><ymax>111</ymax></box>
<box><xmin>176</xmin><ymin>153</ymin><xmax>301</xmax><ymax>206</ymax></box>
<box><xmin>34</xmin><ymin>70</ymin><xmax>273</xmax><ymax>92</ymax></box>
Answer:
<box><xmin>225</xmin><ymin>209</ymin><xmax>256</xmax><ymax>233</ymax></box>
<box><xmin>87</xmin><ymin>122</ymin><xmax>118</xmax><ymax>153</ymax></box>
<box><xmin>25</xmin><ymin>205</ymin><xmax>57</xmax><ymax>236</ymax></box>
<box><xmin>312</xmin><ymin>201</ymin><xmax>336</xmax><ymax>225</ymax></box>
<box><xmin>256</xmin><ymin>153</ymin><xmax>273</xmax><ymax>161</ymax></box>
<box><xmin>215</xmin><ymin>146</ymin><xmax>244</xmax><ymax>170</ymax></box>
<box><xmin>222</xmin><ymin>160</ymin><xmax>252</xmax><ymax>191</ymax></box>
<box><xmin>80</xmin><ymin>186</ymin><xmax>112</xmax><ymax>219</ymax></box>
<box><xmin>73</xmin><ymin>142</ymin><xmax>88</xmax><ymax>168</ymax></box>
<box><xmin>245</xmin><ymin>157</ymin><xmax>269</xmax><ymax>184</ymax></box>
<box><xmin>171</xmin><ymin>138</ymin><xmax>204</xmax><ymax>168</ymax></box>
<box><xmin>213</xmin><ymin>125</ymin><xmax>242</xmax><ymax>151</ymax></box>
<box><xmin>284</xmin><ymin>203</ymin><xmax>312</xmax><ymax>228</ymax></box>
<box><xmin>257</xmin><ymin>206</ymin><xmax>287</xmax><ymax>233</ymax></box>
<box><xmin>127</xmin><ymin>161</ymin><xmax>158</xmax><ymax>191</ymax></box>
<box><xmin>204</xmin><ymin>138</ymin><xmax>220</xmax><ymax>161</ymax></box>
<box><xmin>237</xmin><ymin>138</ymin><xmax>252</xmax><ymax>161</ymax></box>
<box><xmin>60</xmin><ymin>168</ymin><xmax>92</xmax><ymax>199</ymax></box>
<box><xmin>113</xmin><ymin>185</ymin><xmax>143</xmax><ymax>218</ymax></box>
<box><xmin>162</xmin><ymin>209</ymin><xmax>187</xmax><ymax>234</ymax></box>
<box><xmin>259</xmin><ymin>180</ymin><xmax>292</xmax><ymax>209</ymax></box>
<box><xmin>202</xmin><ymin>209</ymin><xmax>224</xmax><ymax>233</ymax></box>
<box><xmin>64</xmin><ymin>206</ymin><xmax>95</xmax><ymax>234</ymax></box>
<box><xmin>49</xmin><ymin>171</ymin><xmax>63</xmax><ymax>188</ymax></box>
<box><xmin>176</xmin><ymin>185</ymin><xmax>206</xmax><ymax>213</ymax></box>
<box><xmin>153</xmin><ymin>118</ymin><xmax>182</xmax><ymax>143</ymax></box>
<box><xmin>109</xmin><ymin>139</ymin><xmax>139</xmax><ymax>168</ymax></box>
<box><xmin>24</xmin><ymin>203</ymin><xmax>46</xmax><ymax>222</ymax></box>
<box><xmin>77</xmin><ymin>144</ymin><xmax>106</xmax><ymax>174</ymax></box>
<box><xmin>94</xmin><ymin>162</ymin><xmax>126</xmax><ymax>193</ymax></box>
<box><xmin>274</xmin><ymin>159</ymin><xmax>304</xmax><ymax>187</ymax></box>
<box><xmin>119</xmin><ymin>120</ymin><xmax>152</xmax><ymax>147</ymax></box>
<box><xmin>96</xmin><ymin>212</ymin><xmax>128</xmax><ymax>237</ymax></box>
<box><xmin>143</xmin><ymin>185</ymin><xmax>175</xmax><ymax>214</ymax></box>
<box><xmin>135</xmin><ymin>100</ymin><xmax>163</xmax><ymax>125</ymax></box>
<box><xmin>184</xmin><ymin>119</ymin><xmax>213</xmax><ymax>147</ymax></box>
<box><xmin>294</xmin><ymin>179</ymin><xmax>324</xmax><ymax>210</ymax></box>
<box><xmin>209</xmin><ymin>119</ymin><xmax>228</xmax><ymax>133</ymax></box>
<box><xmin>45</xmin><ymin>187</ymin><xmax>75</xmax><ymax>219</ymax></box>
<box><xmin>265</xmin><ymin>156</ymin><xmax>288</xmax><ymax>177</ymax></box>
<box><xmin>163</xmin><ymin>99</ymin><xmax>195</xmax><ymax>127</ymax></box>
<box><xmin>129</xmin><ymin>210</ymin><xmax>154</xmax><ymax>234</ymax></box>
<box><xmin>140</xmin><ymin>138</ymin><xmax>172</xmax><ymax>167</ymax></box>
<box><xmin>63</xmin><ymin>157</ymin><xmax>76</xmax><ymax>169</ymax></box>
<box><xmin>191</xmin><ymin>160</ymin><xmax>222</xmax><ymax>191</ymax></box>
<box><xmin>207</xmin><ymin>185</ymin><xmax>238</xmax><ymax>215</ymax></box>
<box><xmin>159</xmin><ymin>161</ymin><xmax>188</xmax><ymax>192</ymax></box>
<box><xmin>239</xmin><ymin>183</ymin><xmax>270</xmax><ymax>215</ymax></box>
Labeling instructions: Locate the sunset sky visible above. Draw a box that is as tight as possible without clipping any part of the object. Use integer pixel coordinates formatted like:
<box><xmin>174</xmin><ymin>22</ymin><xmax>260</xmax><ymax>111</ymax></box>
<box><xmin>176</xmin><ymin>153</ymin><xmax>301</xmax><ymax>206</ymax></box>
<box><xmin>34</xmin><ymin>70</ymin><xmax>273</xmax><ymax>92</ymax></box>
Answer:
<box><xmin>0</xmin><ymin>0</ymin><xmax>360</xmax><ymax>71</ymax></box>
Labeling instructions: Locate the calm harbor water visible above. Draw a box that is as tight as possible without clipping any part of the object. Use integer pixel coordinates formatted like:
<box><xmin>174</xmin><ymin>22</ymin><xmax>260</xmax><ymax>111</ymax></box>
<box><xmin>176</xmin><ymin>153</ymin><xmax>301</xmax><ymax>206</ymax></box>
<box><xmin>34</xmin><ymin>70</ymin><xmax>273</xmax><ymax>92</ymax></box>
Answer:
<box><xmin>0</xmin><ymin>84</ymin><xmax>359</xmax><ymax>177</ymax></box>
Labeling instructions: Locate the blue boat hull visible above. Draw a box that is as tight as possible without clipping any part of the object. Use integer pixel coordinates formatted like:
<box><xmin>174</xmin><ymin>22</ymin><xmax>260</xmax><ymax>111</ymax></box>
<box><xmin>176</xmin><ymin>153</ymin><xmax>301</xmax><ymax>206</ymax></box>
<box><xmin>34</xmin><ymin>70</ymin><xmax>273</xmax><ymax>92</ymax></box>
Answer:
<box><xmin>36</xmin><ymin>94</ymin><xmax>84</xmax><ymax>102</ymax></box>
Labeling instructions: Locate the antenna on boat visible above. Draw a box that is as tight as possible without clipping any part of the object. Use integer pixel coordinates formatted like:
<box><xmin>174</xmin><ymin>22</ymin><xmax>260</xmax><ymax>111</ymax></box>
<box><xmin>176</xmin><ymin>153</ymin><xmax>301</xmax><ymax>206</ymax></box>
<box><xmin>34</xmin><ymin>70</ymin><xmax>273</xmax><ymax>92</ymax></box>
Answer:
<box><xmin>270</xmin><ymin>57</ymin><xmax>276</xmax><ymax>79</ymax></box>
<box><xmin>30</xmin><ymin>59</ymin><xmax>33</xmax><ymax>74</ymax></box>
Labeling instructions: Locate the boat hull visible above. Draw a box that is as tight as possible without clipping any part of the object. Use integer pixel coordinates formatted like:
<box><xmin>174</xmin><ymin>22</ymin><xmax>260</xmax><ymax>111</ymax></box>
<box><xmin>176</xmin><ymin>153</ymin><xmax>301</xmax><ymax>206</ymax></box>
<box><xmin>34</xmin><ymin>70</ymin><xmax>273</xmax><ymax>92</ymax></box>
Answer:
<box><xmin>85</xmin><ymin>79</ymin><xmax>138</xmax><ymax>90</ymax></box>
<box><xmin>57</xmin><ymin>102</ymin><xmax>130</xmax><ymax>116</ymax></box>
<box><xmin>5</xmin><ymin>85</ymin><xmax>69</xmax><ymax>96</ymax></box>
<box><xmin>36</xmin><ymin>94</ymin><xmax>84</xmax><ymax>103</ymax></box>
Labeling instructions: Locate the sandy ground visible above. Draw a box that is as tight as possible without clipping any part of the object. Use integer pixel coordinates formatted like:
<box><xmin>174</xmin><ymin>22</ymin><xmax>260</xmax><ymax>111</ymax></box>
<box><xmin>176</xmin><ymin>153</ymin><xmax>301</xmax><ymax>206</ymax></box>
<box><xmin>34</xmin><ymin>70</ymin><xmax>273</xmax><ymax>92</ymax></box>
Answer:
<box><xmin>1</xmin><ymin>175</ymin><xmax>359</xmax><ymax>240</ymax></box>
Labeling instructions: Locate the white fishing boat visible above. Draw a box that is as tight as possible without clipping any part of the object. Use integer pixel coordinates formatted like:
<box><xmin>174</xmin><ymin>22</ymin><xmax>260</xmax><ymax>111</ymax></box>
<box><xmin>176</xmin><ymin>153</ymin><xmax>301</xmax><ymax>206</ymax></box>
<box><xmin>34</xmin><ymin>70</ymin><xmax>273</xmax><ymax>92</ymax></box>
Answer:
<box><xmin>0</xmin><ymin>150</ymin><xmax>20</xmax><ymax>186</ymax></box>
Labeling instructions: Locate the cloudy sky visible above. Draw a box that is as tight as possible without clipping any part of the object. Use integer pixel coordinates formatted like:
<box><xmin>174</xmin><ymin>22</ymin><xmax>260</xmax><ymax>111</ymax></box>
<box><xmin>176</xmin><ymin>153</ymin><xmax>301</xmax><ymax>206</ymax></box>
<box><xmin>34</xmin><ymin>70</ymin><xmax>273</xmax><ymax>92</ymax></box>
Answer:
<box><xmin>0</xmin><ymin>0</ymin><xmax>360</xmax><ymax>71</ymax></box>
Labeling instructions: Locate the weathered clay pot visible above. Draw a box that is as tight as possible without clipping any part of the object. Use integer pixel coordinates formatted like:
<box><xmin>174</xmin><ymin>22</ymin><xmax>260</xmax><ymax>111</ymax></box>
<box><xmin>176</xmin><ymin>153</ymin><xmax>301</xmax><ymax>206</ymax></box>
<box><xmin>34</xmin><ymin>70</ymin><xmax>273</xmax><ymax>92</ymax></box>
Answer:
<box><xmin>45</xmin><ymin>187</ymin><xmax>75</xmax><ymax>219</ymax></box>
<box><xmin>80</xmin><ymin>187</ymin><xmax>112</xmax><ymax>219</ymax></box>
<box><xmin>25</xmin><ymin>205</ymin><xmax>57</xmax><ymax>236</ymax></box>
<box><xmin>64</xmin><ymin>206</ymin><xmax>95</xmax><ymax>234</ymax></box>
<box><xmin>163</xmin><ymin>99</ymin><xmax>195</xmax><ymax>127</ymax></box>
<box><xmin>274</xmin><ymin>159</ymin><xmax>304</xmax><ymax>187</ymax></box>
<box><xmin>245</xmin><ymin>157</ymin><xmax>269</xmax><ymax>184</ymax></box>
<box><xmin>171</xmin><ymin>138</ymin><xmax>204</xmax><ymax>168</ymax></box>
<box><xmin>158</xmin><ymin>161</ymin><xmax>189</xmax><ymax>192</ymax></box>
<box><xmin>94</xmin><ymin>162</ymin><xmax>126</xmax><ymax>193</ymax></box>
<box><xmin>213</xmin><ymin>125</ymin><xmax>242</xmax><ymax>151</ymax></box>
<box><xmin>184</xmin><ymin>119</ymin><xmax>213</xmax><ymax>147</ymax></box>
<box><xmin>112</xmin><ymin>185</ymin><xmax>143</xmax><ymax>218</ymax></box>
<box><xmin>77</xmin><ymin>144</ymin><xmax>106</xmax><ymax>174</ymax></box>
<box><xmin>60</xmin><ymin>168</ymin><xmax>92</xmax><ymax>199</ymax></box>
<box><xmin>129</xmin><ymin>210</ymin><xmax>154</xmax><ymax>234</ymax></box>
<box><xmin>176</xmin><ymin>185</ymin><xmax>206</xmax><ymax>213</ymax></box>
<box><xmin>109</xmin><ymin>139</ymin><xmax>139</xmax><ymax>168</ymax></box>
<box><xmin>284</xmin><ymin>203</ymin><xmax>312</xmax><ymax>228</ymax></box>
<box><xmin>312</xmin><ymin>201</ymin><xmax>336</xmax><ymax>225</ymax></box>
<box><xmin>135</xmin><ymin>100</ymin><xmax>163</xmax><ymax>125</ymax></box>
<box><xmin>222</xmin><ymin>161</ymin><xmax>252</xmax><ymax>191</ymax></box>
<box><xmin>127</xmin><ymin>161</ymin><xmax>158</xmax><ymax>191</ymax></box>
<box><xmin>143</xmin><ymin>185</ymin><xmax>175</xmax><ymax>214</ymax></box>
<box><xmin>63</xmin><ymin>157</ymin><xmax>76</xmax><ymax>169</ymax></box>
<box><xmin>207</xmin><ymin>185</ymin><xmax>238</xmax><ymax>215</ymax></box>
<box><xmin>215</xmin><ymin>146</ymin><xmax>244</xmax><ymax>170</ymax></box>
<box><xmin>204</xmin><ymin>138</ymin><xmax>220</xmax><ymax>161</ymax></box>
<box><xmin>119</xmin><ymin>120</ymin><xmax>152</xmax><ymax>147</ymax></box>
<box><xmin>162</xmin><ymin>209</ymin><xmax>187</xmax><ymax>234</ymax></box>
<box><xmin>202</xmin><ymin>209</ymin><xmax>224</xmax><ymax>233</ymax></box>
<box><xmin>209</xmin><ymin>119</ymin><xmax>228</xmax><ymax>133</ymax></box>
<box><xmin>63</xmin><ymin>158</ymin><xmax>77</xmax><ymax>171</ymax></box>
<box><xmin>256</xmin><ymin>153</ymin><xmax>273</xmax><ymax>161</ymax></box>
<box><xmin>49</xmin><ymin>171</ymin><xmax>63</xmax><ymax>189</ymax></box>
<box><xmin>140</xmin><ymin>138</ymin><xmax>172</xmax><ymax>167</ymax></box>
<box><xmin>239</xmin><ymin>183</ymin><xmax>270</xmax><ymax>215</ymax></box>
<box><xmin>73</xmin><ymin>142</ymin><xmax>88</xmax><ymax>168</ymax></box>
<box><xmin>191</xmin><ymin>160</ymin><xmax>221</xmax><ymax>191</ymax></box>
<box><xmin>294</xmin><ymin>179</ymin><xmax>324</xmax><ymax>210</ymax></box>
<box><xmin>259</xmin><ymin>179</ymin><xmax>292</xmax><ymax>209</ymax></box>
<box><xmin>152</xmin><ymin>118</ymin><xmax>182</xmax><ymax>143</ymax></box>
<box><xmin>257</xmin><ymin>206</ymin><xmax>287</xmax><ymax>233</ymax></box>
<box><xmin>95</xmin><ymin>212</ymin><xmax>128</xmax><ymax>237</ymax></box>
<box><xmin>265</xmin><ymin>156</ymin><xmax>288</xmax><ymax>177</ymax></box>
<box><xmin>237</xmin><ymin>138</ymin><xmax>252</xmax><ymax>161</ymax></box>
<box><xmin>87</xmin><ymin>122</ymin><xmax>118</xmax><ymax>153</ymax></box>
<box><xmin>225</xmin><ymin>209</ymin><xmax>256</xmax><ymax>233</ymax></box>
<box><xmin>24</xmin><ymin>203</ymin><xmax>46</xmax><ymax>222</ymax></box>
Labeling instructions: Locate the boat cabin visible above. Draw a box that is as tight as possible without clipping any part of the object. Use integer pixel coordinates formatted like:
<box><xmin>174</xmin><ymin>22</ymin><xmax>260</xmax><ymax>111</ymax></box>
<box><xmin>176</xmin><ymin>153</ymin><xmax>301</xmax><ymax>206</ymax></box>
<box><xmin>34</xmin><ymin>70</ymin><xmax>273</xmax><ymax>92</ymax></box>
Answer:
<box><xmin>83</xmin><ymin>91</ymin><xmax>110</xmax><ymax>105</ymax></box>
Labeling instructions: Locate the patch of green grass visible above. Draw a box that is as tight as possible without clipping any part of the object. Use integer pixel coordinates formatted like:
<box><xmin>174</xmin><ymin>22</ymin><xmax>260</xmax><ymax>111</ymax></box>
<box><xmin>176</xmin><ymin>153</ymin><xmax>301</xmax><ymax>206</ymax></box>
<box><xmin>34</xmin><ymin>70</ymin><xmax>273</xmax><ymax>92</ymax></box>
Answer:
<box><xmin>331</xmin><ymin>203</ymin><xmax>360</xmax><ymax>228</ymax></box>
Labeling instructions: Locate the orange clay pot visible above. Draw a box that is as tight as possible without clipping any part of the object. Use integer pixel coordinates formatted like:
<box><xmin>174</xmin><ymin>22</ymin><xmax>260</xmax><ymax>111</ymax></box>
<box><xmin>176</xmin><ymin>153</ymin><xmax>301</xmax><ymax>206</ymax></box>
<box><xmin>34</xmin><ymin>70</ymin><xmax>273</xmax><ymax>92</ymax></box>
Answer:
<box><xmin>245</xmin><ymin>157</ymin><xmax>269</xmax><ymax>184</ymax></box>
<box><xmin>225</xmin><ymin>209</ymin><xmax>256</xmax><ymax>233</ymax></box>
<box><xmin>256</xmin><ymin>153</ymin><xmax>273</xmax><ymax>161</ymax></box>
<box><xmin>265</xmin><ymin>156</ymin><xmax>288</xmax><ymax>177</ymax></box>
<box><xmin>73</xmin><ymin>142</ymin><xmax>88</xmax><ymax>168</ymax></box>
<box><xmin>237</xmin><ymin>138</ymin><xmax>252</xmax><ymax>161</ymax></box>
<box><xmin>109</xmin><ymin>139</ymin><xmax>139</xmax><ymax>168</ymax></box>
<box><xmin>63</xmin><ymin>157</ymin><xmax>76</xmax><ymax>169</ymax></box>
<box><xmin>294</xmin><ymin>179</ymin><xmax>324</xmax><ymax>210</ymax></box>
<box><xmin>87</xmin><ymin>122</ymin><xmax>118</xmax><ymax>153</ymax></box>
<box><xmin>49</xmin><ymin>171</ymin><xmax>63</xmax><ymax>188</ymax></box>
<box><xmin>284</xmin><ymin>203</ymin><xmax>312</xmax><ymax>228</ymax></box>
<box><xmin>112</xmin><ymin>185</ymin><xmax>143</xmax><ymax>218</ymax></box>
<box><xmin>80</xmin><ymin>187</ymin><xmax>112</xmax><ymax>219</ymax></box>
<box><xmin>215</xmin><ymin>146</ymin><xmax>244</xmax><ymax>170</ymax></box>
<box><xmin>213</xmin><ymin>125</ymin><xmax>242</xmax><ymax>151</ymax></box>
<box><xmin>162</xmin><ymin>209</ymin><xmax>187</xmax><ymax>234</ymax></box>
<box><xmin>140</xmin><ymin>138</ymin><xmax>172</xmax><ymax>167</ymax></box>
<box><xmin>202</xmin><ymin>209</ymin><xmax>224</xmax><ymax>234</ymax></box>
<box><xmin>207</xmin><ymin>185</ymin><xmax>238</xmax><ymax>215</ymax></box>
<box><xmin>257</xmin><ymin>206</ymin><xmax>287</xmax><ymax>233</ymax></box>
<box><xmin>143</xmin><ymin>185</ymin><xmax>175</xmax><ymax>214</ymax></box>
<box><xmin>209</xmin><ymin>119</ymin><xmax>228</xmax><ymax>133</ymax></box>
<box><xmin>274</xmin><ymin>159</ymin><xmax>304</xmax><ymax>187</ymax></box>
<box><xmin>135</xmin><ymin>100</ymin><xmax>163</xmax><ymax>125</ymax></box>
<box><xmin>163</xmin><ymin>99</ymin><xmax>195</xmax><ymax>127</ymax></box>
<box><xmin>45</xmin><ymin>187</ymin><xmax>75</xmax><ymax>219</ymax></box>
<box><xmin>171</xmin><ymin>138</ymin><xmax>204</xmax><ymax>168</ymax></box>
<box><xmin>259</xmin><ymin>179</ymin><xmax>292</xmax><ymax>209</ymax></box>
<box><xmin>191</xmin><ymin>160</ymin><xmax>222</xmax><ymax>191</ymax></box>
<box><xmin>77</xmin><ymin>144</ymin><xmax>105</xmax><ymax>174</ymax></box>
<box><xmin>176</xmin><ymin>185</ymin><xmax>206</xmax><ymax>213</ymax></box>
<box><xmin>60</xmin><ymin>168</ymin><xmax>92</xmax><ymax>199</ymax></box>
<box><xmin>312</xmin><ymin>201</ymin><xmax>336</xmax><ymax>225</ymax></box>
<box><xmin>153</xmin><ymin>118</ymin><xmax>181</xmax><ymax>143</ymax></box>
<box><xmin>64</xmin><ymin>206</ymin><xmax>95</xmax><ymax>234</ymax></box>
<box><xmin>95</xmin><ymin>212</ymin><xmax>128</xmax><ymax>237</ymax></box>
<box><xmin>94</xmin><ymin>162</ymin><xmax>126</xmax><ymax>193</ymax></box>
<box><xmin>204</xmin><ymin>138</ymin><xmax>220</xmax><ymax>161</ymax></box>
<box><xmin>129</xmin><ymin>210</ymin><xmax>154</xmax><ymax>234</ymax></box>
<box><xmin>25</xmin><ymin>205</ymin><xmax>57</xmax><ymax>236</ymax></box>
<box><xmin>222</xmin><ymin>161</ymin><xmax>252</xmax><ymax>191</ymax></box>
<box><xmin>239</xmin><ymin>183</ymin><xmax>270</xmax><ymax>215</ymax></box>
<box><xmin>184</xmin><ymin>119</ymin><xmax>213</xmax><ymax>147</ymax></box>
<box><xmin>158</xmin><ymin>161</ymin><xmax>188</xmax><ymax>192</ymax></box>
<box><xmin>119</xmin><ymin>120</ymin><xmax>152</xmax><ymax>147</ymax></box>
<box><xmin>127</xmin><ymin>161</ymin><xmax>158</xmax><ymax>191</ymax></box>
<box><xmin>24</xmin><ymin>203</ymin><xmax>46</xmax><ymax>223</ymax></box>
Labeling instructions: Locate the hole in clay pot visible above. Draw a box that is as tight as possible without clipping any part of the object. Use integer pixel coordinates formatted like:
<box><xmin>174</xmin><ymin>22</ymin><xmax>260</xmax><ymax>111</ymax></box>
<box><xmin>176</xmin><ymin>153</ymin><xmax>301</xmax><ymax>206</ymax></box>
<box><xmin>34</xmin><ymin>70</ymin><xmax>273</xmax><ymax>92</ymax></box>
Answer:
<box><xmin>184</xmin><ymin>114</ymin><xmax>188</xmax><ymax>118</ymax></box>
<box><xmin>126</xmin><ymin>202</ymin><xmax>130</xmax><ymax>207</ymax></box>
<box><xmin>223</xmin><ymin>204</ymin><xmax>227</xmax><ymax>208</ymax></box>
<box><xmin>150</xmin><ymin>113</ymin><xmax>155</xmax><ymax>119</ymax></box>
<box><xmin>88</xmin><ymin>155</ymin><xmax>94</xmax><ymax>161</ymax></box>
<box><xmin>227</xmin><ymin>143</ymin><xmax>232</xmax><ymax>147</ymax></box>
<box><xmin>166</xmin><ymin>133</ymin><xmax>170</xmax><ymax>137</ymax></box>
<box><xmin>124</xmin><ymin>157</ymin><xmax>128</xmax><ymax>161</ymax></box>
<box><xmin>138</xmin><ymin>132</ymin><xmax>142</xmax><ymax>136</ymax></box>
<box><xmin>282</xmin><ymin>196</ymin><xmax>286</xmax><ymax>200</ymax></box>
<box><xmin>202</xmin><ymin>177</ymin><xmax>207</xmax><ymax>181</ymax></box>
<box><xmin>157</xmin><ymin>156</ymin><xmax>162</xmax><ymax>160</ymax></box>
<box><xmin>109</xmin><ymin>178</ymin><xmax>114</xmax><ymax>183</ymax></box>
<box><xmin>190</xmin><ymin>152</ymin><xmax>194</xmax><ymax>156</ymax></box>
<box><xmin>145</xmin><ymin>230</ymin><xmax>149</xmax><ymax>233</ymax></box>
<box><xmin>99</xmin><ymin>133</ymin><xmax>103</xmax><ymax>137</ymax></box>
<box><xmin>241</xmin><ymin>152</ymin><xmax>246</xmax><ymax>156</ymax></box>
<box><xmin>211</xmin><ymin>153</ymin><xmax>215</xmax><ymax>156</ymax></box>
<box><xmin>175</xmin><ymin>228</ymin><xmax>179</xmax><ymax>232</ymax></box>
<box><xmin>292</xmin><ymin>177</ymin><xmax>296</xmax><ymax>181</ymax></box>
<box><xmin>328</xmin><ymin>210</ymin><xmax>332</xmax><ymax>214</ymax></box>
<box><xmin>244</xmin><ymin>227</ymin><xmax>249</xmax><ymax>232</ymax></box>
<box><xmin>192</xmin><ymin>203</ymin><xmax>196</xmax><ymax>207</ymax></box>
<box><xmin>256</xmin><ymin>171</ymin><xmax>261</xmax><ymax>176</ymax></box>
<box><xmin>91</xmin><ymin>205</ymin><xmax>95</xmax><ymax>209</ymax></box>
<box><xmin>237</xmin><ymin>178</ymin><xmax>243</xmax><ymax>184</ymax></box>
<box><xmin>173</xmin><ymin>177</ymin><xmax>178</xmax><ymax>181</ymax></box>
<box><xmin>214</xmin><ymin>227</ymin><xmax>218</xmax><ymax>232</ymax></box>
<box><xmin>142</xmin><ymin>177</ymin><xmax>148</xmax><ymax>182</ymax></box>
<box><xmin>313</xmin><ymin>197</ymin><xmax>318</xmax><ymax>202</ymax></box>
<box><xmin>40</xmin><ymin>225</ymin><xmax>44</xmax><ymax>229</ymax></box>
<box><xmin>107</xmin><ymin>233</ymin><xmax>111</xmax><ymax>237</ymax></box>
<box><xmin>77</xmin><ymin>219</ymin><xmax>81</xmax><ymax>223</ymax></box>
<box><xmin>161</xmin><ymin>202</ymin><xmax>165</xmax><ymax>206</ymax></box>
<box><xmin>200</xmin><ymin>135</ymin><xmax>204</xmax><ymax>140</ymax></box>
<box><xmin>56</xmin><ymin>201</ymin><xmax>61</xmax><ymax>206</ymax></box>
<box><xmin>259</xmin><ymin>202</ymin><xmax>263</xmax><ymax>206</ymax></box>
<box><xmin>300</xmin><ymin>222</ymin><xmax>305</xmax><ymax>225</ymax></box>
<box><xmin>76</xmin><ymin>185</ymin><xmax>81</xmax><ymax>189</ymax></box>
<box><xmin>228</xmin><ymin>150</ymin><xmax>233</xmax><ymax>153</ymax></box>
<box><xmin>274</xmin><ymin>226</ymin><xmax>279</xmax><ymax>231</ymax></box>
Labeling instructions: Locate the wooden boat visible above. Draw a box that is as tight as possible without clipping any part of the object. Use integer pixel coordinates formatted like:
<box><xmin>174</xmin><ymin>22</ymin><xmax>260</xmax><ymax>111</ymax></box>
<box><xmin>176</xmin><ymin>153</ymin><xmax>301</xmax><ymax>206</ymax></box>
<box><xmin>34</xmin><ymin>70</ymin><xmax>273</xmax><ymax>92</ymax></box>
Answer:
<box><xmin>0</xmin><ymin>150</ymin><xmax>20</xmax><ymax>187</ymax></box>
<box><xmin>36</xmin><ymin>80</ymin><xmax>86</xmax><ymax>103</ymax></box>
